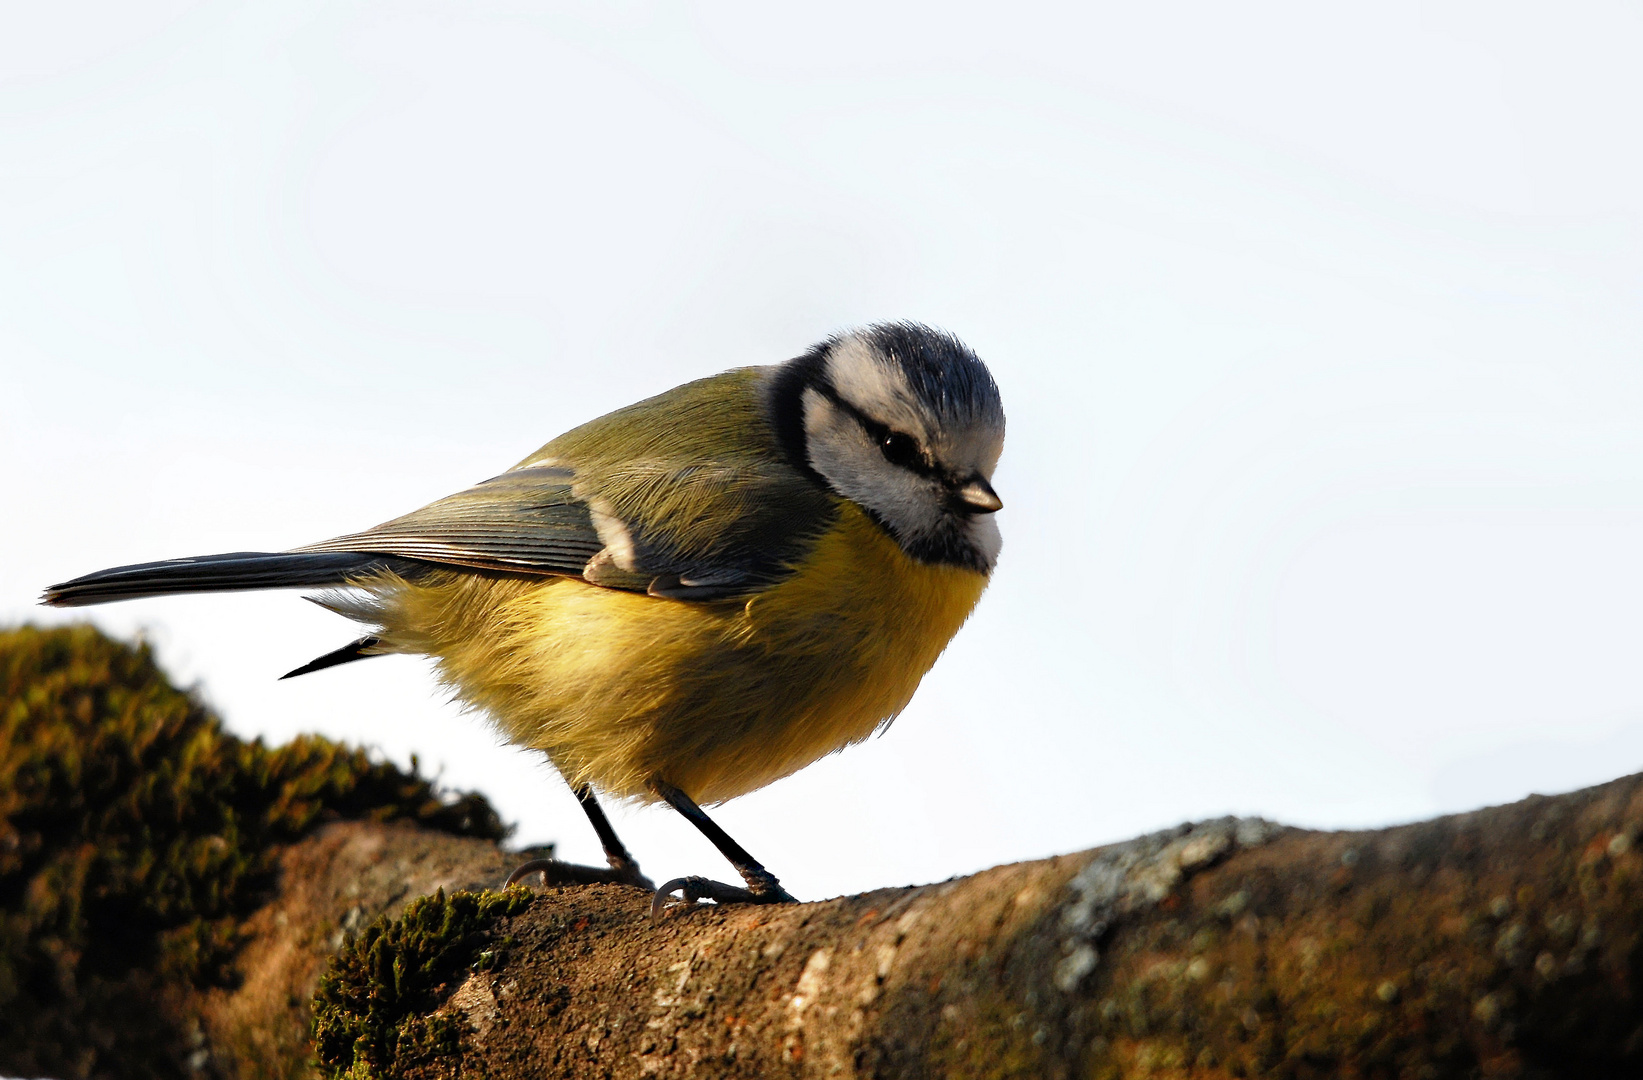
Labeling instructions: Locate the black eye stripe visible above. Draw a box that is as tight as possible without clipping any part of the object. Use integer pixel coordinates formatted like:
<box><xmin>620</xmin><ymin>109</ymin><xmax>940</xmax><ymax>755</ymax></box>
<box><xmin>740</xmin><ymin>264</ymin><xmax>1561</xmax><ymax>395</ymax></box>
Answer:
<box><xmin>812</xmin><ymin>384</ymin><xmax>937</xmax><ymax>477</ymax></box>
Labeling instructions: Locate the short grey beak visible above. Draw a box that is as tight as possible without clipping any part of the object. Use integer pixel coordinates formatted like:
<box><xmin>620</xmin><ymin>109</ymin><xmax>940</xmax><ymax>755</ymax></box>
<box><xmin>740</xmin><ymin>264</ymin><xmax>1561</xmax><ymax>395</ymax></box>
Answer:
<box><xmin>954</xmin><ymin>477</ymin><xmax>1003</xmax><ymax>514</ymax></box>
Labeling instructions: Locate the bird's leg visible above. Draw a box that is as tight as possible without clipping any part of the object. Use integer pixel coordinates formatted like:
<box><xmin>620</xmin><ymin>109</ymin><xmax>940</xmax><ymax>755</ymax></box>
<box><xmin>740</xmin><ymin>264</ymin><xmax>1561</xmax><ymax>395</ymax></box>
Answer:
<box><xmin>503</xmin><ymin>786</ymin><xmax>654</xmax><ymax>892</ymax></box>
<box><xmin>575</xmin><ymin>784</ymin><xmax>651</xmax><ymax>884</ymax></box>
<box><xmin>649</xmin><ymin>780</ymin><xmax>798</xmax><ymax>916</ymax></box>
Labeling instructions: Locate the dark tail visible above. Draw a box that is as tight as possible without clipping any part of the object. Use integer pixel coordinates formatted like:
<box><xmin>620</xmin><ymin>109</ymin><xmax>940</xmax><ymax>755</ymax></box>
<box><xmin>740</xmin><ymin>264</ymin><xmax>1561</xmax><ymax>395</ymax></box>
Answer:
<box><xmin>41</xmin><ymin>551</ymin><xmax>427</xmax><ymax>608</ymax></box>
<box><xmin>281</xmin><ymin>635</ymin><xmax>385</xmax><ymax>680</ymax></box>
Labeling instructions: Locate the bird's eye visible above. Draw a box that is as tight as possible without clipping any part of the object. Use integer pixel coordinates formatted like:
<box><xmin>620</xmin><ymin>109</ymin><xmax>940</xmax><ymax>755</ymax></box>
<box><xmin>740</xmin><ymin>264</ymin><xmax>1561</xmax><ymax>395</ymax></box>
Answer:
<box><xmin>879</xmin><ymin>431</ymin><xmax>922</xmax><ymax>469</ymax></box>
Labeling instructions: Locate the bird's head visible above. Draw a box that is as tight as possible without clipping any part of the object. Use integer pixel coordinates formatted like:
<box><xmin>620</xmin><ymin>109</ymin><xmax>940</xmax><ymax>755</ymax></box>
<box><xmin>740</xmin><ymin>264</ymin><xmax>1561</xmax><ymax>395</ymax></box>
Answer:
<box><xmin>770</xmin><ymin>323</ymin><xmax>1005</xmax><ymax>572</ymax></box>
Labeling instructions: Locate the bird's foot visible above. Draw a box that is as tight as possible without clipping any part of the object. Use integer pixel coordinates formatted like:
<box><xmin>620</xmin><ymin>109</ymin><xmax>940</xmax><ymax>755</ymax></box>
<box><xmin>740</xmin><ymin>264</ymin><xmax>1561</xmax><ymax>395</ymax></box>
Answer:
<box><xmin>650</xmin><ymin>870</ymin><xmax>798</xmax><ymax>917</ymax></box>
<box><xmin>503</xmin><ymin>855</ymin><xmax>654</xmax><ymax>892</ymax></box>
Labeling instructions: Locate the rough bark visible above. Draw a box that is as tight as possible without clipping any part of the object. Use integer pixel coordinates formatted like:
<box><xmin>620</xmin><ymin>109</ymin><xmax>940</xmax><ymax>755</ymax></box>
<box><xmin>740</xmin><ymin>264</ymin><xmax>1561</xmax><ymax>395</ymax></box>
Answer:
<box><xmin>215</xmin><ymin>773</ymin><xmax>1643</xmax><ymax>1078</ymax></box>
<box><xmin>8</xmin><ymin>627</ymin><xmax>1643</xmax><ymax>1077</ymax></box>
<box><xmin>194</xmin><ymin>820</ymin><xmax>520</xmax><ymax>1080</ymax></box>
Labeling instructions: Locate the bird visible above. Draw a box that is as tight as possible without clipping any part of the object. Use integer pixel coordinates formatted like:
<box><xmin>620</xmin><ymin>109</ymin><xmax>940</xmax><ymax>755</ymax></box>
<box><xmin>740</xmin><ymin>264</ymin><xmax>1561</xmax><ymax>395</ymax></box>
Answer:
<box><xmin>42</xmin><ymin>322</ymin><xmax>1006</xmax><ymax>913</ymax></box>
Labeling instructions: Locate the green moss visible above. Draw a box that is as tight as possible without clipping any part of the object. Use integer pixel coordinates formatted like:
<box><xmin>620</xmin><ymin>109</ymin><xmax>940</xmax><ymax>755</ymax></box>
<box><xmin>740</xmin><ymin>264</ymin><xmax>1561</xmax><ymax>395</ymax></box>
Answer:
<box><xmin>311</xmin><ymin>886</ymin><xmax>532</xmax><ymax>1079</ymax></box>
<box><xmin>0</xmin><ymin>623</ymin><xmax>507</xmax><ymax>1079</ymax></box>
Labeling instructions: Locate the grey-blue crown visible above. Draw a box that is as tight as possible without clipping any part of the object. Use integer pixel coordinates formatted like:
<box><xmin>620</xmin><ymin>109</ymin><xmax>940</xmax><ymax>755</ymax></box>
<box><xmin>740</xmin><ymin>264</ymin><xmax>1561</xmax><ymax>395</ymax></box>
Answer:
<box><xmin>854</xmin><ymin>322</ymin><xmax>1004</xmax><ymax>427</ymax></box>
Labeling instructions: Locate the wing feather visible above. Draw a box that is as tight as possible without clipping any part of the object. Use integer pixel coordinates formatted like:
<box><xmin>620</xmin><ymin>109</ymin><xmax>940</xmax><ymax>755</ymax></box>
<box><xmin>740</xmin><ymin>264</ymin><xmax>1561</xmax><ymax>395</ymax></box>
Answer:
<box><xmin>293</xmin><ymin>467</ymin><xmax>603</xmax><ymax>576</ymax></box>
<box><xmin>291</xmin><ymin>371</ymin><xmax>838</xmax><ymax>599</ymax></box>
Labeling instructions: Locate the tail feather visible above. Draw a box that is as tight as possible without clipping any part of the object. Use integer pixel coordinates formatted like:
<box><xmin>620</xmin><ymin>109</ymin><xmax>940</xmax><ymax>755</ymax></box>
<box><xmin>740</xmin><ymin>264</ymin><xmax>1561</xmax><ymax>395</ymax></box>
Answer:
<box><xmin>281</xmin><ymin>635</ymin><xmax>386</xmax><ymax>680</ymax></box>
<box><xmin>41</xmin><ymin>551</ymin><xmax>427</xmax><ymax>608</ymax></box>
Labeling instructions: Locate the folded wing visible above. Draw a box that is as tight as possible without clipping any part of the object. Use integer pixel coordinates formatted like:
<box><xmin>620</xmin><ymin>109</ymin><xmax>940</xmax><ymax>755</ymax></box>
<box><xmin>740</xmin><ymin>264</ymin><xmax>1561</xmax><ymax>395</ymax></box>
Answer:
<box><xmin>292</xmin><ymin>466</ymin><xmax>603</xmax><ymax>577</ymax></box>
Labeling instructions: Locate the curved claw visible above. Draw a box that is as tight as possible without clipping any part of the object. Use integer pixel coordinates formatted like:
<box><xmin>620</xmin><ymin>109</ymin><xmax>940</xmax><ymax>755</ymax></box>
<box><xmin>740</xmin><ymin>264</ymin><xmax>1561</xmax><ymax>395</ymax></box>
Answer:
<box><xmin>504</xmin><ymin>858</ymin><xmax>558</xmax><ymax>888</ymax></box>
<box><xmin>651</xmin><ymin>875</ymin><xmax>798</xmax><ymax>918</ymax></box>
<box><xmin>503</xmin><ymin>857</ymin><xmax>654</xmax><ymax>892</ymax></box>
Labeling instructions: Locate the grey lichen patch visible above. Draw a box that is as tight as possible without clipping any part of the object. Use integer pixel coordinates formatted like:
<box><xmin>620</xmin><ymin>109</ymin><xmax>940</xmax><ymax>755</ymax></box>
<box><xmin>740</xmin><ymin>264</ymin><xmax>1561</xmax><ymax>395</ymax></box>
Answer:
<box><xmin>1064</xmin><ymin>789</ymin><xmax>1643</xmax><ymax>1079</ymax></box>
<box><xmin>1054</xmin><ymin>816</ymin><xmax>1280</xmax><ymax>992</ymax></box>
<box><xmin>444</xmin><ymin>973</ymin><xmax>501</xmax><ymax>1040</ymax></box>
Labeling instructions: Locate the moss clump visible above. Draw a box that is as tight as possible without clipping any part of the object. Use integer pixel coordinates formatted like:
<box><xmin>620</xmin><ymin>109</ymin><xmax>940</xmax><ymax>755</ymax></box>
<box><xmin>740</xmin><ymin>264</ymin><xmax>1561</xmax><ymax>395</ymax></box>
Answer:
<box><xmin>0</xmin><ymin>623</ymin><xmax>507</xmax><ymax>1079</ymax></box>
<box><xmin>311</xmin><ymin>886</ymin><xmax>532</xmax><ymax>1079</ymax></box>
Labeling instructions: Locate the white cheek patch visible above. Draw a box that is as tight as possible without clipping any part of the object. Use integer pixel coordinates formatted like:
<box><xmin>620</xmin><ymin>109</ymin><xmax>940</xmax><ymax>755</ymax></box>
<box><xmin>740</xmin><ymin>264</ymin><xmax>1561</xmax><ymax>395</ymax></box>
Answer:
<box><xmin>803</xmin><ymin>387</ymin><xmax>953</xmax><ymax>547</ymax></box>
<box><xmin>801</xmin><ymin>389</ymin><xmax>877</xmax><ymax>486</ymax></box>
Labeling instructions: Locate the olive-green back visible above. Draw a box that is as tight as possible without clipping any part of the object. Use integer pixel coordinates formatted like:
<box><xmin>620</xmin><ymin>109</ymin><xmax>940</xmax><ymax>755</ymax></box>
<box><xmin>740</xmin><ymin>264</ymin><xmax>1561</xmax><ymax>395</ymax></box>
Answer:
<box><xmin>298</xmin><ymin>368</ymin><xmax>837</xmax><ymax>598</ymax></box>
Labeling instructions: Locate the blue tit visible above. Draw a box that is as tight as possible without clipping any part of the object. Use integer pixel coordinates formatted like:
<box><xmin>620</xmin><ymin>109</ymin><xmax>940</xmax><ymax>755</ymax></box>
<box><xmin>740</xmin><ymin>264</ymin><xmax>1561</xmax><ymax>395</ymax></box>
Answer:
<box><xmin>44</xmin><ymin>322</ymin><xmax>1006</xmax><ymax>910</ymax></box>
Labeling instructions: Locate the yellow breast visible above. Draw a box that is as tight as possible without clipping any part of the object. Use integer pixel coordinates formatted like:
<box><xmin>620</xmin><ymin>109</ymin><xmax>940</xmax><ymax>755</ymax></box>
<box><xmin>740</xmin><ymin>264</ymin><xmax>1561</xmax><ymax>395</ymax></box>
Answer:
<box><xmin>374</xmin><ymin>502</ymin><xmax>989</xmax><ymax>804</ymax></box>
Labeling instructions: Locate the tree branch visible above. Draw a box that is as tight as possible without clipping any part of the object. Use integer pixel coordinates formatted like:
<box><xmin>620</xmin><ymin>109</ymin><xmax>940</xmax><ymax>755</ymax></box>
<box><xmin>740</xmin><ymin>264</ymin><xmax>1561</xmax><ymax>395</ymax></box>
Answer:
<box><xmin>289</xmin><ymin>775</ymin><xmax>1643</xmax><ymax>1078</ymax></box>
<box><xmin>7</xmin><ymin>626</ymin><xmax>1641</xmax><ymax>1078</ymax></box>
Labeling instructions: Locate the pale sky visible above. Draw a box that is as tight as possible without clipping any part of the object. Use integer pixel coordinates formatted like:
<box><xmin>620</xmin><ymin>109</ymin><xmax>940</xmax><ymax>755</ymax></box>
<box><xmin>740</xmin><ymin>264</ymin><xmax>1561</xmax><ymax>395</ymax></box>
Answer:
<box><xmin>4</xmin><ymin>2</ymin><xmax>1642</xmax><ymax>901</ymax></box>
